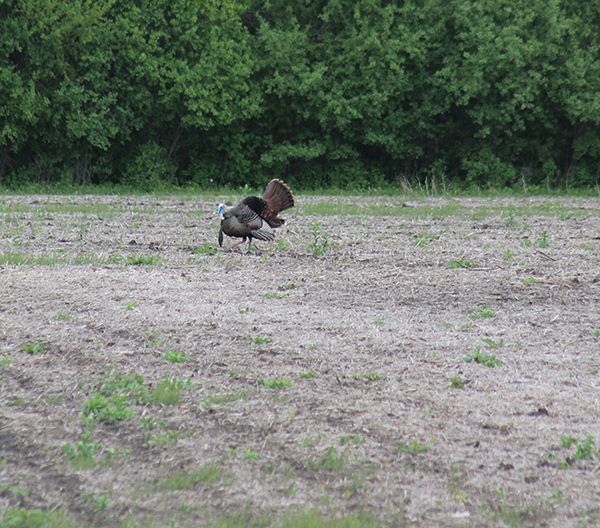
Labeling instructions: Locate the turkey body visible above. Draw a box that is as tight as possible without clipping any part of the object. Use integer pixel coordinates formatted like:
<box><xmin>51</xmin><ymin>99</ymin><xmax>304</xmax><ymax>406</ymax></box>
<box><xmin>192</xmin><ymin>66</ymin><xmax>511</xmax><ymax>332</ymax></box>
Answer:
<box><xmin>218</xmin><ymin>179</ymin><xmax>295</xmax><ymax>252</ymax></box>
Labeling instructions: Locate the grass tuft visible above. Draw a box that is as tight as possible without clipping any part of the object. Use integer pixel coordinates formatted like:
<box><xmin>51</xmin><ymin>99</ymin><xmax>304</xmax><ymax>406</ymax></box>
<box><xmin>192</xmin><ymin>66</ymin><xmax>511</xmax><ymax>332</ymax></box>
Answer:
<box><xmin>464</xmin><ymin>347</ymin><xmax>503</xmax><ymax>367</ymax></box>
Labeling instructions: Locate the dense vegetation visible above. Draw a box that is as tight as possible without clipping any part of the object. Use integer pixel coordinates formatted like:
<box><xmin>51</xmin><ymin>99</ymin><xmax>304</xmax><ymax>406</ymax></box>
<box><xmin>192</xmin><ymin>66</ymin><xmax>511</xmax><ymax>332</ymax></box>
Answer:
<box><xmin>1</xmin><ymin>0</ymin><xmax>599</xmax><ymax>191</ymax></box>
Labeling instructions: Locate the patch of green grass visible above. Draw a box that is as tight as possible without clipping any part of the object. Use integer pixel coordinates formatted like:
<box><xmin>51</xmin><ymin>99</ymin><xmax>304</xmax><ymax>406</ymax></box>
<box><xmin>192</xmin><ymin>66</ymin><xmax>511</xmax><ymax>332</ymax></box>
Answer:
<box><xmin>447</xmin><ymin>376</ymin><xmax>466</xmax><ymax>389</ymax></box>
<box><xmin>354</xmin><ymin>372</ymin><xmax>383</xmax><ymax>381</ymax></box>
<box><xmin>504</xmin><ymin>204</ymin><xmax>517</xmax><ymax>227</ymax></box>
<box><xmin>0</xmin><ymin>483</ymin><xmax>28</xmax><ymax>500</ymax></box>
<box><xmin>192</xmin><ymin>242</ymin><xmax>218</xmax><ymax>254</ymax></box>
<box><xmin>242</xmin><ymin>449</ymin><xmax>260</xmax><ymax>460</ymax></box>
<box><xmin>83</xmin><ymin>492</ymin><xmax>109</xmax><ymax>512</ymax></box>
<box><xmin>480</xmin><ymin>337</ymin><xmax>504</xmax><ymax>348</ymax></box>
<box><xmin>446</xmin><ymin>257</ymin><xmax>475</xmax><ymax>268</ymax></box>
<box><xmin>159</xmin><ymin>462</ymin><xmax>224</xmax><ymax>490</ymax></box>
<box><xmin>1</xmin><ymin>507</ymin><xmax>77</xmax><ymax>528</ymax></box>
<box><xmin>464</xmin><ymin>347</ymin><xmax>503</xmax><ymax>367</ymax></box>
<box><xmin>258</xmin><ymin>378</ymin><xmax>293</xmax><ymax>389</ymax></box>
<box><xmin>100</xmin><ymin>372</ymin><xmax>148</xmax><ymax>404</ymax></box>
<box><xmin>473</xmin><ymin>308</ymin><xmax>496</xmax><ymax>319</ymax></box>
<box><xmin>412</xmin><ymin>231</ymin><xmax>440</xmax><ymax>247</ymax></box>
<box><xmin>300</xmin><ymin>200</ymin><xmax>467</xmax><ymax>218</ymax></box>
<box><xmin>574</xmin><ymin>435</ymin><xmax>596</xmax><ymax>460</ymax></box>
<box><xmin>322</xmin><ymin>446</ymin><xmax>345</xmax><ymax>471</ymax></box>
<box><xmin>82</xmin><ymin>393</ymin><xmax>135</xmax><ymax>424</ymax></box>
<box><xmin>61</xmin><ymin>432</ymin><xmax>103</xmax><ymax>468</ymax></box>
<box><xmin>163</xmin><ymin>349</ymin><xmax>187</xmax><ymax>363</ymax></box>
<box><xmin>140</xmin><ymin>417</ymin><xmax>161</xmax><ymax>430</ymax></box>
<box><xmin>263</xmin><ymin>291</ymin><xmax>289</xmax><ymax>299</ymax></box>
<box><xmin>126</xmin><ymin>255</ymin><xmax>159</xmax><ymax>266</ymax></box>
<box><xmin>0</xmin><ymin>355</ymin><xmax>11</xmax><ymax>365</ymax></box>
<box><xmin>22</xmin><ymin>342</ymin><xmax>45</xmax><ymax>354</ymax></box>
<box><xmin>536</xmin><ymin>230</ymin><xmax>549</xmax><ymax>248</ymax></box>
<box><xmin>151</xmin><ymin>375</ymin><xmax>194</xmax><ymax>405</ymax></box>
<box><xmin>202</xmin><ymin>390</ymin><xmax>249</xmax><ymax>406</ymax></box>
<box><xmin>446</xmin><ymin>463</ymin><xmax>467</xmax><ymax>504</ymax></box>
<box><xmin>274</xmin><ymin>238</ymin><xmax>289</xmax><ymax>250</ymax></box>
<box><xmin>0</xmin><ymin>251</ymin><xmax>54</xmax><ymax>266</ymax></box>
<box><xmin>278</xmin><ymin>282</ymin><xmax>296</xmax><ymax>290</ymax></box>
<box><xmin>396</xmin><ymin>440</ymin><xmax>429</xmax><ymax>454</ymax></box>
<box><xmin>249</xmin><ymin>335</ymin><xmax>272</xmax><ymax>345</ymax></box>
<box><xmin>148</xmin><ymin>429</ymin><xmax>185</xmax><ymax>447</ymax></box>
<box><xmin>339</xmin><ymin>435</ymin><xmax>363</xmax><ymax>446</ymax></box>
<box><xmin>522</xmin><ymin>276</ymin><xmax>540</xmax><ymax>284</ymax></box>
<box><xmin>299</xmin><ymin>371</ymin><xmax>316</xmax><ymax>378</ymax></box>
<box><xmin>309</xmin><ymin>221</ymin><xmax>330</xmax><ymax>256</ymax></box>
<box><xmin>125</xmin><ymin>301</ymin><xmax>137</xmax><ymax>311</ymax></box>
<box><xmin>374</xmin><ymin>316</ymin><xmax>385</xmax><ymax>326</ymax></box>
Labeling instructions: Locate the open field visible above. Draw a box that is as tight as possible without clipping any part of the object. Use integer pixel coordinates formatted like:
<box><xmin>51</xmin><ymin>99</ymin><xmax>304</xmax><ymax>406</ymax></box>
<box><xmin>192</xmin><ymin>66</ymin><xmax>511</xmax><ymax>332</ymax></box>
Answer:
<box><xmin>1</xmin><ymin>193</ymin><xmax>600</xmax><ymax>527</ymax></box>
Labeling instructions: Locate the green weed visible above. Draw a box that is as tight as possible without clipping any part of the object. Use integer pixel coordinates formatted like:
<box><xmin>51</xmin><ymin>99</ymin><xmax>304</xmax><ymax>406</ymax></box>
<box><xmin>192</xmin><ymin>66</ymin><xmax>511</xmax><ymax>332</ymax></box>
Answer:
<box><xmin>202</xmin><ymin>390</ymin><xmax>248</xmax><ymax>406</ymax></box>
<box><xmin>192</xmin><ymin>242</ymin><xmax>218</xmax><ymax>254</ymax></box>
<box><xmin>163</xmin><ymin>350</ymin><xmax>187</xmax><ymax>363</ymax></box>
<box><xmin>151</xmin><ymin>375</ymin><xmax>194</xmax><ymax>405</ymax></box>
<box><xmin>299</xmin><ymin>371</ymin><xmax>316</xmax><ymax>378</ymax></box>
<box><xmin>22</xmin><ymin>342</ymin><xmax>45</xmax><ymax>354</ymax></box>
<box><xmin>126</xmin><ymin>255</ymin><xmax>158</xmax><ymax>266</ymax></box>
<box><xmin>274</xmin><ymin>238</ymin><xmax>289</xmax><ymax>250</ymax></box>
<box><xmin>447</xmin><ymin>376</ymin><xmax>466</xmax><ymax>389</ymax></box>
<box><xmin>464</xmin><ymin>347</ymin><xmax>503</xmax><ymax>367</ymax></box>
<box><xmin>1</xmin><ymin>508</ymin><xmax>76</xmax><ymax>528</ymax></box>
<box><xmin>480</xmin><ymin>337</ymin><xmax>503</xmax><ymax>348</ymax></box>
<box><xmin>258</xmin><ymin>378</ymin><xmax>293</xmax><ymax>389</ymax></box>
<box><xmin>83</xmin><ymin>492</ymin><xmax>109</xmax><ymax>512</ymax></box>
<box><xmin>473</xmin><ymin>309</ymin><xmax>496</xmax><ymax>319</ymax></box>
<box><xmin>447</xmin><ymin>463</ymin><xmax>467</xmax><ymax>504</ymax></box>
<box><xmin>263</xmin><ymin>292</ymin><xmax>289</xmax><ymax>299</ymax></box>
<box><xmin>339</xmin><ymin>435</ymin><xmax>363</xmax><ymax>446</ymax></box>
<box><xmin>160</xmin><ymin>462</ymin><xmax>223</xmax><ymax>490</ymax></box>
<box><xmin>278</xmin><ymin>282</ymin><xmax>296</xmax><ymax>290</ymax></box>
<box><xmin>536</xmin><ymin>230</ymin><xmax>549</xmax><ymax>248</ymax></box>
<box><xmin>354</xmin><ymin>372</ymin><xmax>383</xmax><ymax>381</ymax></box>
<box><xmin>242</xmin><ymin>449</ymin><xmax>260</xmax><ymax>460</ymax></box>
<box><xmin>61</xmin><ymin>432</ymin><xmax>103</xmax><ymax>468</ymax></box>
<box><xmin>446</xmin><ymin>257</ymin><xmax>475</xmax><ymax>268</ymax></box>
<box><xmin>82</xmin><ymin>393</ymin><xmax>134</xmax><ymax>424</ymax></box>
<box><xmin>396</xmin><ymin>440</ymin><xmax>429</xmax><ymax>454</ymax></box>
<box><xmin>249</xmin><ymin>336</ymin><xmax>272</xmax><ymax>345</ymax></box>
<box><xmin>323</xmin><ymin>446</ymin><xmax>345</xmax><ymax>471</ymax></box>
<box><xmin>574</xmin><ymin>435</ymin><xmax>596</xmax><ymax>460</ymax></box>
<box><xmin>504</xmin><ymin>204</ymin><xmax>516</xmax><ymax>227</ymax></box>
<box><xmin>309</xmin><ymin>221</ymin><xmax>330</xmax><ymax>256</ymax></box>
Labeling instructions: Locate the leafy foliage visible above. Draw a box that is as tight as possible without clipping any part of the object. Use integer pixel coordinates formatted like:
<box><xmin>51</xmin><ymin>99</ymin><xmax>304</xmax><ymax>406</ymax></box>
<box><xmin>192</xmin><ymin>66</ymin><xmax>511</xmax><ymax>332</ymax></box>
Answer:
<box><xmin>2</xmin><ymin>0</ymin><xmax>600</xmax><ymax>190</ymax></box>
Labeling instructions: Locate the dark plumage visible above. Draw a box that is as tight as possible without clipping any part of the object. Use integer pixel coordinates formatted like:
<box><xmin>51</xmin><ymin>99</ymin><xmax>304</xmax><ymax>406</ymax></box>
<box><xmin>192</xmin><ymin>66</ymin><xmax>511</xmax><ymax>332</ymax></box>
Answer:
<box><xmin>218</xmin><ymin>179</ymin><xmax>295</xmax><ymax>252</ymax></box>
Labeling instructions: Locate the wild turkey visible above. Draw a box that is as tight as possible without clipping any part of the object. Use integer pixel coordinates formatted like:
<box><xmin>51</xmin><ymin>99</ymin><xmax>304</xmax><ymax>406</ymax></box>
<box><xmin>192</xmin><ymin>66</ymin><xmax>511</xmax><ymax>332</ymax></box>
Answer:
<box><xmin>218</xmin><ymin>179</ymin><xmax>295</xmax><ymax>252</ymax></box>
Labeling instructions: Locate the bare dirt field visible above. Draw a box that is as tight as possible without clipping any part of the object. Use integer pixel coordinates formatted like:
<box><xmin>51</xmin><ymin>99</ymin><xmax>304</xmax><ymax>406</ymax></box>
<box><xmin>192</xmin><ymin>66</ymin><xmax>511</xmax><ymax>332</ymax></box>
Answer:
<box><xmin>1</xmin><ymin>192</ymin><xmax>600</xmax><ymax>527</ymax></box>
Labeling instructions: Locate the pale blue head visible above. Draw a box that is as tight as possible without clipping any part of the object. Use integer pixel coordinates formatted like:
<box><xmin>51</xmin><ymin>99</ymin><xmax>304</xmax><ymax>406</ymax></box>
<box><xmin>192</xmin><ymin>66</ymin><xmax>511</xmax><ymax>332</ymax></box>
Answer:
<box><xmin>217</xmin><ymin>203</ymin><xmax>225</xmax><ymax>219</ymax></box>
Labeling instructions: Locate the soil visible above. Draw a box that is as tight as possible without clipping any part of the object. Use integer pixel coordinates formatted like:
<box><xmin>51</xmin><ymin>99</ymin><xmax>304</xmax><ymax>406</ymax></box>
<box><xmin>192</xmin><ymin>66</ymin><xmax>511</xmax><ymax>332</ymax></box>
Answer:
<box><xmin>1</xmin><ymin>193</ymin><xmax>600</xmax><ymax>527</ymax></box>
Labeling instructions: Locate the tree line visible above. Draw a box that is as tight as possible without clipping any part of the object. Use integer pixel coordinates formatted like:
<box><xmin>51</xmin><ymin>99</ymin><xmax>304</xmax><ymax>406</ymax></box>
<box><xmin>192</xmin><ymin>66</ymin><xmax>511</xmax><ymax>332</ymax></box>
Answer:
<box><xmin>1</xmin><ymin>0</ymin><xmax>599</xmax><ymax>191</ymax></box>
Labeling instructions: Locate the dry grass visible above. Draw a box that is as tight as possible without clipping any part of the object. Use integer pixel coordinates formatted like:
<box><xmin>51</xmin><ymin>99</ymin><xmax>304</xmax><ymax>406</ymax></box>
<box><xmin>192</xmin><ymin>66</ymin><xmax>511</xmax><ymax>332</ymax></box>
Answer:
<box><xmin>1</xmin><ymin>193</ymin><xmax>600</xmax><ymax>527</ymax></box>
